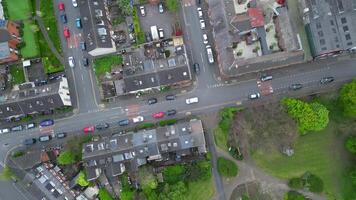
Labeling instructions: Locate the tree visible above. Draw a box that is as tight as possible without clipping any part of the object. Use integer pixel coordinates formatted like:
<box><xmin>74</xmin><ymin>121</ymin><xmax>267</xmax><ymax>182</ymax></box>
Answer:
<box><xmin>346</xmin><ymin>136</ymin><xmax>356</xmax><ymax>154</ymax></box>
<box><xmin>185</xmin><ymin>160</ymin><xmax>211</xmax><ymax>181</ymax></box>
<box><xmin>76</xmin><ymin>171</ymin><xmax>89</xmax><ymax>187</ymax></box>
<box><xmin>282</xmin><ymin>98</ymin><xmax>329</xmax><ymax>134</ymax></box>
<box><xmin>349</xmin><ymin>167</ymin><xmax>356</xmax><ymax>186</ymax></box>
<box><xmin>117</xmin><ymin>0</ymin><xmax>132</xmax><ymax>16</ymax></box>
<box><xmin>217</xmin><ymin>157</ymin><xmax>238</xmax><ymax>177</ymax></box>
<box><xmin>302</xmin><ymin>172</ymin><xmax>324</xmax><ymax>193</ymax></box>
<box><xmin>98</xmin><ymin>188</ymin><xmax>114</xmax><ymax>200</ymax></box>
<box><xmin>284</xmin><ymin>191</ymin><xmax>306</xmax><ymax>200</ymax></box>
<box><xmin>288</xmin><ymin>177</ymin><xmax>303</xmax><ymax>189</ymax></box>
<box><xmin>163</xmin><ymin>165</ymin><xmax>185</xmax><ymax>184</ymax></box>
<box><xmin>57</xmin><ymin>150</ymin><xmax>76</xmax><ymax>165</ymax></box>
<box><xmin>158</xmin><ymin>181</ymin><xmax>187</xmax><ymax>200</ymax></box>
<box><xmin>339</xmin><ymin>79</ymin><xmax>356</xmax><ymax>117</ymax></box>
<box><xmin>0</xmin><ymin>166</ymin><xmax>14</xmax><ymax>180</ymax></box>
<box><xmin>166</xmin><ymin>0</ymin><xmax>179</xmax><ymax>12</ymax></box>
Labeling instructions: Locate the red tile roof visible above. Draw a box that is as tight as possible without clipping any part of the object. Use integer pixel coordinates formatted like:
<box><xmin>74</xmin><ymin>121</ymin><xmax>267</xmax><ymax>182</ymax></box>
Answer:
<box><xmin>248</xmin><ymin>8</ymin><xmax>265</xmax><ymax>28</ymax></box>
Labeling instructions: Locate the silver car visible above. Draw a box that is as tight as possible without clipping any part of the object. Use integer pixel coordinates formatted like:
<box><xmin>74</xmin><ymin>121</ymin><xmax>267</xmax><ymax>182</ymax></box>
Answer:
<box><xmin>68</xmin><ymin>57</ymin><xmax>75</xmax><ymax>67</ymax></box>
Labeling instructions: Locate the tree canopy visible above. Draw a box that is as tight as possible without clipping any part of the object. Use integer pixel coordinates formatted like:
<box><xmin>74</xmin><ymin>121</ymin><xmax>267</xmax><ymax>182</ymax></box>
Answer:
<box><xmin>166</xmin><ymin>0</ymin><xmax>179</xmax><ymax>12</ymax></box>
<box><xmin>282</xmin><ymin>98</ymin><xmax>329</xmax><ymax>134</ymax></box>
<box><xmin>76</xmin><ymin>171</ymin><xmax>89</xmax><ymax>187</ymax></box>
<box><xmin>346</xmin><ymin>136</ymin><xmax>356</xmax><ymax>154</ymax></box>
<box><xmin>284</xmin><ymin>191</ymin><xmax>306</xmax><ymax>200</ymax></box>
<box><xmin>349</xmin><ymin>167</ymin><xmax>356</xmax><ymax>186</ymax></box>
<box><xmin>117</xmin><ymin>0</ymin><xmax>132</xmax><ymax>16</ymax></box>
<box><xmin>339</xmin><ymin>79</ymin><xmax>356</xmax><ymax>117</ymax></box>
<box><xmin>57</xmin><ymin>150</ymin><xmax>76</xmax><ymax>165</ymax></box>
<box><xmin>158</xmin><ymin>181</ymin><xmax>187</xmax><ymax>200</ymax></box>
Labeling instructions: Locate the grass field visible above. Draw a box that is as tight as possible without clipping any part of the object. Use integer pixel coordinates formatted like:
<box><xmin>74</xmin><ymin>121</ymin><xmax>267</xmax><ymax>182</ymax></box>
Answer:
<box><xmin>21</xmin><ymin>22</ymin><xmax>40</xmax><ymax>58</ymax></box>
<box><xmin>40</xmin><ymin>0</ymin><xmax>62</xmax><ymax>53</ymax></box>
<box><xmin>186</xmin><ymin>177</ymin><xmax>215</xmax><ymax>200</ymax></box>
<box><xmin>9</xmin><ymin>65</ymin><xmax>25</xmax><ymax>84</ymax></box>
<box><xmin>4</xmin><ymin>0</ymin><xmax>32</xmax><ymax>20</ymax></box>
<box><xmin>94</xmin><ymin>55</ymin><xmax>123</xmax><ymax>78</ymax></box>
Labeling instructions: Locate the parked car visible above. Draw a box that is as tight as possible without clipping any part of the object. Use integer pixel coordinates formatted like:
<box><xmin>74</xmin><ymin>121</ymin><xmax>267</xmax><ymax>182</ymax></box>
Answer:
<box><xmin>148</xmin><ymin>98</ymin><xmax>158</xmax><ymax>105</ymax></box>
<box><xmin>39</xmin><ymin>119</ymin><xmax>54</xmax><ymax>127</ymax></box>
<box><xmin>200</xmin><ymin>20</ymin><xmax>205</xmax><ymax>29</ymax></box>
<box><xmin>68</xmin><ymin>56</ymin><xmax>75</xmax><ymax>67</ymax></box>
<box><xmin>63</xmin><ymin>27</ymin><xmax>70</xmax><ymax>38</ymax></box>
<box><xmin>193</xmin><ymin>63</ymin><xmax>200</xmax><ymax>74</ymax></box>
<box><xmin>152</xmin><ymin>112</ymin><xmax>165</xmax><ymax>119</ymax></box>
<box><xmin>145</xmin><ymin>32</ymin><xmax>152</xmax><ymax>42</ymax></box>
<box><xmin>206</xmin><ymin>45</ymin><xmax>214</xmax><ymax>64</ymax></box>
<box><xmin>72</xmin><ymin>0</ymin><xmax>78</xmax><ymax>7</ymax></box>
<box><xmin>56</xmin><ymin>132</ymin><xmax>67</xmax><ymax>139</ymax></box>
<box><xmin>60</xmin><ymin>14</ymin><xmax>67</xmax><ymax>24</ymax></box>
<box><xmin>75</xmin><ymin>18</ymin><xmax>82</xmax><ymax>28</ymax></box>
<box><xmin>23</xmin><ymin>138</ymin><xmax>36</xmax><ymax>145</ymax></box>
<box><xmin>260</xmin><ymin>75</ymin><xmax>273</xmax><ymax>82</ymax></box>
<box><xmin>39</xmin><ymin>135</ymin><xmax>51</xmax><ymax>142</ymax></box>
<box><xmin>82</xmin><ymin>58</ymin><xmax>89</xmax><ymax>67</ymax></box>
<box><xmin>165</xmin><ymin>94</ymin><xmax>175</xmax><ymax>101</ymax></box>
<box><xmin>83</xmin><ymin>126</ymin><xmax>95</xmax><ymax>133</ymax></box>
<box><xmin>11</xmin><ymin>125</ymin><xmax>22</xmax><ymax>132</ymax></box>
<box><xmin>202</xmin><ymin>34</ymin><xmax>208</xmax><ymax>44</ymax></box>
<box><xmin>167</xmin><ymin>109</ymin><xmax>177</xmax><ymax>116</ymax></box>
<box><xmin>289</xmin><ymin>83</ymin><xmax>303</xmax><ymax>90</ymax></box>
<box><xmin>132</xmin><ymin>116</ymin><xmax>144</xmax><ymax>123</ymax></box>
<box><xmin>80</xmin><ymin>41</ymin><xmax>86</xmax><ymax>50</ymax></box>
<box><xmin>158</xmin><ymin>3</ymin><xmax>164</xmax><ymax>13</ymax></box>
<box><xmin>197</xmin><ymin>7</ymin><xmax>203</xmax><ymax>18</ymax></box>
<box><xmin>248</xmin><ymin>92</ymin><xmax>261</xmax><ymax>100</ymax></box>
<box><xmin>95</xmin><ymin>123</ymin><xmax>109</xmax><ymax>130</ymax></box>
<box><xmin>0</xmin><ymin>128</ymin><xmax>9</xmax><ymax>134</ymax></box>
<box><xmin>26</xmin><ymin>123</ymin><xmax>35</xmax><ymax>129</ymax></box>
<box><xmin>140</xmin><ymin>6</ymin><xmax>145</xmax><ymax>16</ymax></box>
<box><xmin>158</xmin><ymin>28</ymin><xmax>164</xmax><ymax>39</ymax></box>
<box><xmin>118</xmin><ymin>119</ymin><xmax>130</xmax><ymax>126</ymax></box>
<box><xmin>320</xmin><ymin>76</ymin><xmax>334</xmax><ymax>84</ymax></box>
<box><xmin>186</xmin><ymin>97</ymin><xmax>199</xmax><ymax>104</ymax></box>
<box><xmin>58</xmin><ymin>2</ymin><xmax>65</xmax><ymax>11</ymax></box>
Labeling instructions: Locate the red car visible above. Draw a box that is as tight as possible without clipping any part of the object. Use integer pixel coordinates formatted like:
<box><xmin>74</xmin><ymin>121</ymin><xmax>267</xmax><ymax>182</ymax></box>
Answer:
<box><xmin>83</xmin><ymin>126</ymin><xmax>95</xmax><ymax>133</ymax></box>
<box><xmin>152</xmin><ymin>112</ymin><xmax>165</xmax><ymax>119</ymax></box>
<box><xmin>58</xmin><ymin>2</ymin><xmax>65</xmax><ymax>11</ymax></box>
<box><xmin>63</xmin><ymin>27</ymin><xmax>70</xmax><ymax>38</ymax></box>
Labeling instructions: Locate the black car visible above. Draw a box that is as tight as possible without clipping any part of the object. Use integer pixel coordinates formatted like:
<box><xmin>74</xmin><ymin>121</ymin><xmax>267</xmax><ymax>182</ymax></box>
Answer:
<box><xmin>118</xmin><ymin>119</ymin><xmax>130</xmax><ymax>126</ymax></box>
<box><xmin>165</xmin><ymin>94</ymin><xmax>175</xmax><ymax>101</ymax></box>
<box><xmin>56</xmin><ymin>132</ymin><xmax>67</xmax><ymax>139</ymax></box>
<box><xmin>23</xmin><ymin>138</ymin><xmax>36</xmax><ymax>145</ymax></box>
<box><xmin>96</xmin><ymin>123</ymin><xmax>109</xmax><ymax>130</ymax></box>
<box><xmin>193</xmin><ymin>63</ymin><xmax>200</xmax><ymax>74</ymax></box>
<box><xmin>320</xmin><ymin>76</ymin><xmax>334</xmax><ymax>84</ymax></box>
<box><xmin>289</xmin><ymin>83</ymin><xmax>303</xmax><ymax>90</ymax></box>
<box><xmin>82</xmin><ymin>58</ymin><xmax>89</xmax><ymax>67</ymax></box>
<box><xmin>148</xmin><ymin>98</ymin><xmax>157</xmax><ymax>105</ymax></box>
<box><xmin>167</xmin><ymin>109</ymin><xmax>177</xmax><ymax>116</ymax></box>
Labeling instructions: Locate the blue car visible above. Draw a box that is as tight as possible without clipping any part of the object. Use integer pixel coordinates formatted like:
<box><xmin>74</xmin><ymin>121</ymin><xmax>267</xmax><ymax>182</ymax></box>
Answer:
<box><xmin>39</xmin><ymin>119</ymin><xmax>54</xmax><ymax>127</ymax></box>
<box><xmin>60</xmin><ymin>14</ymin><xmax>67</xmax><ymax>24</ymax></box>
<box><xmin>75</xmin><ymin>18</ymin><xmax>82</xmax><ymax>28</ymax></box>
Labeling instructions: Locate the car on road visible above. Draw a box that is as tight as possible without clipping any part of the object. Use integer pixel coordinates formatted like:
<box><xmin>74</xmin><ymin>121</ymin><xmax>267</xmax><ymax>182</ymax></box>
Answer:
<box><xmin>148</xmin><ymin>98</ymin><xmax>158</xmax><ymax>105</ymax></box>
<box><xmin>289</xmin><ymin>83</ymin><xmax>303</xmax><ymax>90</ymax></box>
<box><xmin>140</xmin><ymin>6</ymin><xmax>145</xmax><ymax>16</ymax></box>
<box><xmin>39</xmin><ymin>135</ymin><xmax>51</xmax><ymax>142</ymax></box>
<box><xmin>248</xmin><ymin>92</ymin><xmax>261</xmax><ymax>100</ymax></box>
<box><xmin>186</xmin><ymin>97</ymin><xmax>199</xmax><ymax>104</ymax></box>
<box><xmin>56</xmin><ymin>132</ymin><xmax>67</xmax><ymax>139</ymax></box>
<box><xmin>96</xmin><ymin>123</ymin><xmax>109</xmax><ymax>130</ymax></box>
<box><xmin>26</xmin><ymin>123</ymin><xmax>35</xmax><ymax>129</ymax></box>
<box><xmin>118</xmin><ymin>119</ymin><xmax>130</xmax><ymax>126</ymax></box>
<box><xmin>158</xmin><ymin>28</ymin><xmax>164</xmax><ymax>39</ymax></box>
<box><xmin>68</xmin><ymin>56</ymin><xmax>75</xmax><ymax>67</ymax></box>
<box><xmin>39</xmin><ymin>119</ymin><xmax>54</xmax><ymax>127</ymax></box>
<box><xmin>158</xmin><ymin>3</ymin><xmax>164</xmax><ymax>13</ymax></box>
<box><xmin>82</xmin><ymin>58</ymin><xmax>89</xmax><ymax>67</ymax></box>
<box><xmin>206</xmin><ymin>45</ymin><xmax>214</xmax><ymax>64</ymax></box>
<box><xmin>58</xmin><ymin>2</ymin><xmax>65</xmax><ymax>11</ymax></box>
<box><xmin>132</xmin><ymin>116</ymin><xmax>144</xmax><ymax>123</ymax></box>
<box><xmin>152</xmin><ymin>112</ymin><xmax>165</xmax><ymax>119</ymax></box>
<box><xmin>200</xmin><ymin>20</ymin><xmax>205</xmax><ymax>29</ymax></box>
<box><xmin>167</xmin><ymin>109</ymin><xmax>177</xmax><ymax>116</ymax></box>
<box><xmin>260</xmin><ymin>75</ymin><xmax>273</xmax><ymax>82</ymax></box>
<box><xmin>72</xmin><ymin>0</ymin><xmax>78</xmax><ymax>7</ymax></box>
<box><xmin>80</xmin><ymin>41</ymin><xmax>86</xmax><ymax>50</ymax></box>
<box><xmin>60</xmin><ymin>14</ymin><xmax>67</xmax><ymax>24</ymax></box>
<box><xmin>75</xmin><ymin>18</ymin><xmax>82</xmax><ymax>28</ymax></box>
<box><xmin>320</xmin><ymin>76</ymin><xmax>334</xmax><ymax>84</ymax></box>
<box><xmin>83</xmin><ymin>126</ymin><xmax>95</xmax><ymax>133</ymax></box>
<box><xmin>166</xmin><ymin>94</ymin><xmax>175</xmax><ymax>101</ymax></box>
<box><xmin>193</xmin><ymin>63</ymin><xmax>200</xmax><ymax>74</ymax></box>
<box><xmin>23</xmin><ymin>138</ymin><xmax>36</xmax><ymax>145</ymax></box>
<box><xmin>202</xmin><ymin>34</ymin><xmax>208</xmax><ymax>44</ymax></box>
<box><xmin>63</xmin><ymin>27</ymin><xmax>70</xmax><ymax>38</ymax></box>
<box><xmin>11</xmin><ymin>125</ymin><xmax>22</xmax><ymax>132</ymax></box>
<box><xmin>0</xmin><ymin>128</ymin><xmax>9</xmax><ymax>134</ymax></box>
<box><xmin>197</xmin><ymin>7</ymin><xmax>203</xmax><ymax>18</ymax></box>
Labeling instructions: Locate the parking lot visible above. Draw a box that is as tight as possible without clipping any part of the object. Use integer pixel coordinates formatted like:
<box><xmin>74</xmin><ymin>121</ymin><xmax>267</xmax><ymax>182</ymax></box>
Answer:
<box><xmin>139</xmin><ymin>4</ymin><xmax>174</xmax><ymax>40</ymax></box>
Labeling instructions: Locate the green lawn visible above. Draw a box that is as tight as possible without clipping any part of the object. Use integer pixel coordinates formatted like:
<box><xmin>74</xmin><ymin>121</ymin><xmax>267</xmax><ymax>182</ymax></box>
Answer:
<box><xmin>9</xmin><ymin>65</ymin><xmax>25</xmax><ymax>84</ymax></box>
<box><xmin>4</xmin><ymin>0</ymin><xmax>32</xmax><ymax>20</ymax></box>
<box><xmin>94</xmin><ymin>55</ymin><xmax>123</xmax><ymax>78</ymax></box>
<box><xmin>186</xmin><ymin>177</ymin><xmax>215</xmax><ymax>200</ymax></box>
<box><xmin>217</xmin><ymin>157</ymin><xmax>239</xmax><ymax>177</ymax></box>
<box><xmin>21</xmin><ymin>21</ymin><xmax>40</xmax><ymax>58</ymax></box>
<box><xmin>40</xmin><ymin>0</ymin><xmax>62</xmax><ymax>53</ymax></box>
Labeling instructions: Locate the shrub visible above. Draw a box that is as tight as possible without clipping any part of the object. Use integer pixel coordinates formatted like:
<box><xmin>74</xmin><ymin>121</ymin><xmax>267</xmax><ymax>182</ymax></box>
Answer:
<box><xmin>288</xmin><ymin>177</ymin><xmax>303</xmax><ymax>189</ymax></box>
<box><xmin>163</xmin><ymin>165</ymin><xmax>185</xmax><ymax>184</ymax></box>
<box><xmin>346</xmin><ymin>136</ymin><xmax>356</xmax><ymax>154</ymax></box>
<box><xmin>135</xmin><ymin>123</ymin><xmax>155</xmax><ymax>130</ymax></box>
<box><xmin>217</xmin><ymin>157</ymin><xmax>238</xmax><ymax>177</ymax></box>
<box><xmin>57</xmin><ymin>150</ymin><xmax>76</xmax><ymax>165</ymax></box>
<box><xmin>158</xmin><ymin>119</ymin><xmax>177</xmax><ymax>126</ymax></box>
<box><xmin>284</xmin><ymin>191</ymin><xmax>306</xmax><ymax>200</ymax></box>
<box><xmin>76</xmin><ymin>171</ymin><xmax>89</xmax><ymax>187</ymax></box>
<box><xmin>12</xmin><ymin>151</ymin><xmax>25</xmax><ymax>158</ymax></box>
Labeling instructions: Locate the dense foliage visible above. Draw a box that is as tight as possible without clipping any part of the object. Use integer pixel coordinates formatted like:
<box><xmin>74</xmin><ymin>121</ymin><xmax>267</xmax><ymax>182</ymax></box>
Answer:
<box><xmin>98</xmin><ymin>188</ymin><xmax>114</xmax><ymax>200</ymax></box>
<box><xmin>284</xmin><ymin>191</ymin><xmax>306</xmax><ymax>200</ymax></box>
<box><xmin>288</xmin><ymin>172</ymin><xmax>324</xmax><ymax>193</ymax></box>
<box><xmin>217</xmin><ymin>157</ymin><xmax>238</xmax><ymax>177</ymax></box>
<box><xmin>57</xmin><ymin>151</ymin><xmax>76</xmax><ymax>165</ymax></box>
<box><xmin>339</xmin><ymin>79</ymin><xmax>356</xmax><ymax>117</ymax></box>
<box><xmin>282</xmin><ymin>98</ymin><xmax>329</xmax><ymax>134</ymax></box>
<box><xmin>76</xmin><ymin>171</ymin><xmax>89</xmax><ymax>187</ymax></box>
<box><xmin>166</xmin><ymin>0</ymin><xmax>179</xmax><ymax>12</ymax></box>
<box><xmin>288</xmin><ymin>177</ymin><xmax>303</xmax><ymax>189</ymax></box>
<box><xmin>346</xmin><ymin>136</ymin><xmax>356</xmax><ymax>154</ymax></box>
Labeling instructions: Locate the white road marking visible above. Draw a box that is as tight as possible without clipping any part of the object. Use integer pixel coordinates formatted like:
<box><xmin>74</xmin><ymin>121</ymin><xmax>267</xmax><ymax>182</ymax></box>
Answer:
<box><xmin>200</xmin><ymin>53</ymin><xmax>206</xmax><ymax>72</ymax></box>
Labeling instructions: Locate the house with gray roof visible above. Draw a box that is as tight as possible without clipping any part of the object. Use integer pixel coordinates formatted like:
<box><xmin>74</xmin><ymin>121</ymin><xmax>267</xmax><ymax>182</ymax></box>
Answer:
<box><xmin>82</xmin><ymin>119</ymin><xmax>207</xmax><ymax>181</ymax></box>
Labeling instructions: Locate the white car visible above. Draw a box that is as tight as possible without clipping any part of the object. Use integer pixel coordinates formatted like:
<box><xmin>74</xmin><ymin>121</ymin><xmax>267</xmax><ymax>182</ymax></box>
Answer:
<box><xmin>202</xmin><ymin>34</ymin><xmax>208</xmax><ymax>44</ymax></box>
<box><xmin>0</xmin><ymin>128</ymin><xmax>9</xmax><ymax>134</ymax></box>
<box><xmin>249</xmin><ymin>92</ymin><xmax>261</xmax><ymax>99</ymax></box>
<box><xmin>72</xmin><ymin>0</ymin><xmax>78</xmax><ymax>7</ymax></box>
<box><xmin>140</xmin><ymin>6</ymin><xmax>145</xmax><ymax>16</ymax></box>
<box><xmin>200</xmin><ymin>20</ymin><xmax>205</xmax><ymax>29</ymax></box>
<box><xmin>197</xmin><ymin>7</ymin><xmax>203</xmax><ymax>18</ymax></box>
<box><xmin>26</xmin><ymin>123</ymin><xmax>35</xmax><ymax>129</ymax></box>
<box><xmin>158</xmin><ymin>28</ymin><xmax>164</xmax><ymax>39</ymax></box>
<box><xmin>68</xmin><ymin>57</ymin><xmax>75</xmax><ymax>67</ymax></box>
<box><xmin>186</xmin><ymin>97</ymin><xmax>199</xmax><ymax>104</ymax></box>
<box><xmin>206</xmin><ymin>45</ymin><xmax>214</xmax><ymax>64</ymax></box>
<box><xmin>132</xmin><ymin>116</ymin><xmax>144</xmax><ymax>123</ymax></box>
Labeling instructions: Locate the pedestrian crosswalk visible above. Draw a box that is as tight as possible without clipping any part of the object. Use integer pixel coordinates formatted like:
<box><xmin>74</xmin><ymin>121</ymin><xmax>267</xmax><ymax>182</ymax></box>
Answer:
<box><xmin>207</xmin><ymin>83</ymin><xmax>225</xmax><ymax>88</ymax></box>
<box><xmin>125</xmin><ymin>104</ymin><xmax>140</xmax><ymax>117</ymax></box>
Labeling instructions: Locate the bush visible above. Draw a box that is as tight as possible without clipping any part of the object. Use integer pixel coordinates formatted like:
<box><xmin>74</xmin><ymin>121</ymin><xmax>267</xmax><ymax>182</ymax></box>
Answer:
<box><xmin>163</xmin><ymin>165</ymin><xmax>186</xmax><ymax>184</ymax></box>
<box><xmin>12</xmin><ymin>151</ymin><xmax>25</xmax><ymax>158</ymax></box>
<box><xmin>99</xmin><ymin>188</ymin><xmax>114</xmax><ymax>200</ymax></box>
<box><xmin>57</xmin><ymin>150</ymin><xmax>76</xmax><ymax>165</ymax></box>
<box><xmin>76</xmin><ymin>171</ymin><xmax>89</xmax><ymax>187</ymax></box>
<box><xmin>346</xmin><ymin>136</ymin><xmax>356</xmax><ymax>154</ymax></box>
<box><xmin>288</xmin><ymin>177</ymin><xmax>303</xmax><ymax>189</ymax></box>
<box><xmin>284</xmin><ymin>191</ymin><xmax>306</xmax><ymax>200</ymax></box>
<box><xmin>135</xmin><ymin>123</ymin><xmax>155</xmax><ymax>130</ymax></box>
<box><xmin>158</xmin><ymin>119</ymin><xmax>177</xmax><ymax>126</ymax></box>
<box><xmin>217</xmin><ymin>157</ymin><xmax>238</xmax><ymax>177</ymax></box>
<box><xmin>303</xmin><ymin>173</ymin><xmax>323</xmax><ymax>193</ymax></box>
<box><xmin>349</xmin><ymin>167</ymin><xmax>356</xmax><ymax>186</ymax></box>
<box><xmin>339</xmin><ymin>79</ymin><xmax>356</xmax><ymax>117</ymax></box>
<box><xmin>132</xmin><ymin>7</ymin><xmax>145</xmax><ymax>45</ymax></box>
<box><xmin>184</xmin><ymin>160</ymin><xmax>212</xmax><ymax>181</ymax></box>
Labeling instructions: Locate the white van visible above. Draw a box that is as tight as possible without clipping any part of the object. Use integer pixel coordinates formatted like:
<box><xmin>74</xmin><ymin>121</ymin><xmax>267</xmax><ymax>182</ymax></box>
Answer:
<box><xmin>186</xmin><ymin>97</ymin><xmax>199</xmax><ymax>104</ymax></box>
